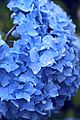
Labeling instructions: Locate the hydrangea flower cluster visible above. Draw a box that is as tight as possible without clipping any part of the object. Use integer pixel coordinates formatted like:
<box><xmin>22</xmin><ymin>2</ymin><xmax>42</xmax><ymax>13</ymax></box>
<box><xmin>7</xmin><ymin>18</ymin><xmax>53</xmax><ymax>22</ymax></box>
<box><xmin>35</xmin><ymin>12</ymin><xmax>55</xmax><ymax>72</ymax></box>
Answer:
<box><xmin>0</xmin><ymin>0</ymin><xmax>80</xmax><ymax>120</ymax></box>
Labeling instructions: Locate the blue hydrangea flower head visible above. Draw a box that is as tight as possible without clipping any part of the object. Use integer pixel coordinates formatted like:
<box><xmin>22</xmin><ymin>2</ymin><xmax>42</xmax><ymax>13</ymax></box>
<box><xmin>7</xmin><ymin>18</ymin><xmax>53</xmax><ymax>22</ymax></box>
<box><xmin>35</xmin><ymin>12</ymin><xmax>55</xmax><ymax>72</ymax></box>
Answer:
<box><xmin>0</xmin><ymin>0</ymin><xmax>80</xmax><ymax>120</ymax></box>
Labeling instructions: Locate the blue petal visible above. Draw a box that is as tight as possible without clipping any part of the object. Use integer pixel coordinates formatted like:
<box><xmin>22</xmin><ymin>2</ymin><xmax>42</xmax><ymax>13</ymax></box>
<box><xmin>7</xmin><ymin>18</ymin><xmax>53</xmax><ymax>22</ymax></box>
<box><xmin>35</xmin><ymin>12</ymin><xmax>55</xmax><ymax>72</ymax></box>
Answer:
<box><xmin>21</xmin><ymin>102</ymin><xmax>35</xmax><ymax>111</ymax></box>
<box><xmin>0</xmin><ymin>69</ymin><xmax>10</xmax><ymax>87</ymax></box>
<box><xmin>15</xmin><ymin>91</ymin><xmax>30</xmax><ymax>102</ymax></box>
<box><xmin>40</xmin><ymin>50</ymin><xmax>56</xmax><ymax>67</ymax></box>
<box><xmin>13</xmin><ymin>12</ymin><xmax>25</xmax><ymax>24</ymax></box>
<box><xmin>44</xmin><ymin>99</ymin><xmax>53</xmax><ymax>110</ymax></box>
<box><xmin>30</xmin><ymin>48</ymin><xmax>39</xmax><ymax>62</ymax></box>
<box><xmin>29</xmin><ymin>62</ymin><xmax>41</xmax><ymax>74</ymax></box>
<box><xmin>0</xmin><ymin>102</ymin><xmax>7</xmax><ymax>116</ymax></box>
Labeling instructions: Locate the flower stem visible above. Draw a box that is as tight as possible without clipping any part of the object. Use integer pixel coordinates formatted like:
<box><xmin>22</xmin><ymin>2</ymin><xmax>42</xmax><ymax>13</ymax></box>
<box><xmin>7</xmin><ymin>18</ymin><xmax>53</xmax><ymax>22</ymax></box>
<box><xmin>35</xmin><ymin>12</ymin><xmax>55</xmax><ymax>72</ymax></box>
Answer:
<box><xmin>5</xmin><ymin>24</ymin><xmax>17</xmax><ymax>43</ymax></box>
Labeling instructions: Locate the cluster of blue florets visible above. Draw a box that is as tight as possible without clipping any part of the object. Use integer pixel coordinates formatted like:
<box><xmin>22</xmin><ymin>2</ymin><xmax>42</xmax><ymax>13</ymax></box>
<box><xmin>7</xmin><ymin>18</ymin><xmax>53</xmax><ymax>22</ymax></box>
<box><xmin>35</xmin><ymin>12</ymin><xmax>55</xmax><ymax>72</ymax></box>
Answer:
<box><xmin>0</xmin><ymin>0</ymin><xmax>80</xmax><ymax>120</ymax></box>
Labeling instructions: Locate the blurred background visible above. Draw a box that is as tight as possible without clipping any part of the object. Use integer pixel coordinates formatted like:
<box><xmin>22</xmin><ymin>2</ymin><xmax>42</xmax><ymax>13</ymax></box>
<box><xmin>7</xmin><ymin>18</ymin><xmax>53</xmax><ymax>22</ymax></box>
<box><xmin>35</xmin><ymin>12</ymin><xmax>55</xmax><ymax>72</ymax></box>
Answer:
<box><xmin>0</xmin><ymin>0</ymin><xmax>80</xmax><ymax>120</ymax></box>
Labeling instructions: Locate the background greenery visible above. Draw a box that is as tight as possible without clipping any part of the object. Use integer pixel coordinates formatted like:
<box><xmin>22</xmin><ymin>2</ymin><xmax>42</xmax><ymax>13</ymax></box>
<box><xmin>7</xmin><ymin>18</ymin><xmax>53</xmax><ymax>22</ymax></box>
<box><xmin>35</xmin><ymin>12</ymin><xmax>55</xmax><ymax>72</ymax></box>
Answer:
<box><xmin>0</xmin><ymin>0</ymin><xmax>80</xmax><ymax>120</ymax></box>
